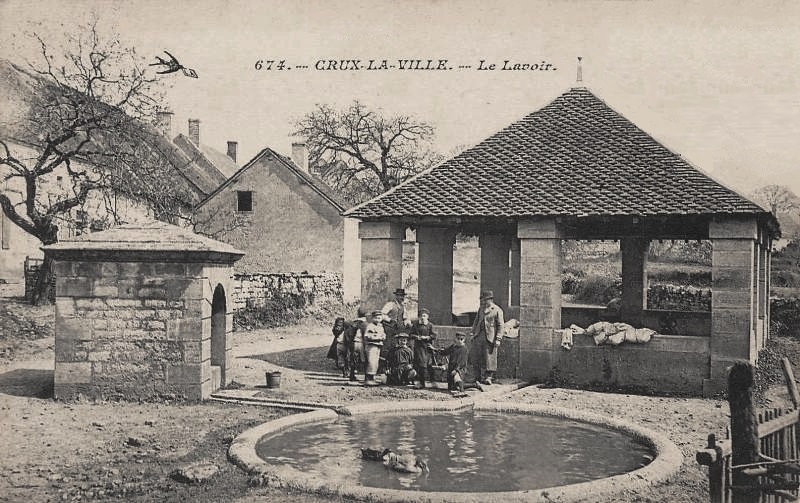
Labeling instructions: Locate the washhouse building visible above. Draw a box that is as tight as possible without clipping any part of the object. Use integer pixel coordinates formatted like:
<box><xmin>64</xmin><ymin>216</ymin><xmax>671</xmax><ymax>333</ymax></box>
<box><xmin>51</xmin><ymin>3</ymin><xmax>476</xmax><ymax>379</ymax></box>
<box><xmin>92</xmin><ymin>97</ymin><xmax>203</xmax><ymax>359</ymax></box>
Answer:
<box><xmin>344</xmin><ymin>87</ymin><xmax>779</xmax><ymax>396</ymax></box>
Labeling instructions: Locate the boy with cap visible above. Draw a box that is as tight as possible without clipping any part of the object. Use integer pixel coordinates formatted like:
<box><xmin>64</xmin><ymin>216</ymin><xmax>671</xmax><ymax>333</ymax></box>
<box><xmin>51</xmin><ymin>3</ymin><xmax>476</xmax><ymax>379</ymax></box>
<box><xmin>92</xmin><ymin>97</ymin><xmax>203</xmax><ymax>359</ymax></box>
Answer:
<box><xmin>439</xmin><ymin>332</ymin><xmax>469</xmax><ymax>392</ymax></box>
<box><xmin>409</xmin><ymin>307</ymin><xmax>436</xmax><ymax>389</ymax></box>
<box><xmin>386</xmin><ymin>332</ymin><xmax>417</xmax><ymax>385</ymax></box>
<box><xmin>348</xmin><ymin>307</ymin><xmax>369</xmax><ymax>381</ymax></box>
<box><xmin>471</xmin><ymin>290</ymin><xmax>505</xmax><ymax>385</ymax></box>
<box><xmin>363</xmin><ymin>310</ymin><xmax>386</xmax><ymax>386</ymax></box>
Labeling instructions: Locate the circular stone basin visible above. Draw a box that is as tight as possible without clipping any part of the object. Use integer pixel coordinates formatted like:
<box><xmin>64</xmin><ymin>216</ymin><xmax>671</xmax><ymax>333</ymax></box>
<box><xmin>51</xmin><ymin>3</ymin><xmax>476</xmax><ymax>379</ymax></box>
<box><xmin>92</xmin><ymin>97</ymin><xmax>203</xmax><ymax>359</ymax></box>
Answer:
<box><xmin>256</xmin><ymin>411</ymin><xmax>652</xmax><ymax>492</ymax></box>
<box><xmin>229</xmin><ymin>401</ymin><xmax>683</xmax><ymax>503</ymax></box>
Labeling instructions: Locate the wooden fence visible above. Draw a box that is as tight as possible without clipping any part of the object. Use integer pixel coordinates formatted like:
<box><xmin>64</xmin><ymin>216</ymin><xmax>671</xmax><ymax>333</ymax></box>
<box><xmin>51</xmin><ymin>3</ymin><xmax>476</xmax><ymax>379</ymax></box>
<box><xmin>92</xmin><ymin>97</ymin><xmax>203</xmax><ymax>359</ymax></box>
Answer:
<box><xmin>697</xmin><ymin>358</ymin><xmax>800</xmax><ymax>502</ymax></box>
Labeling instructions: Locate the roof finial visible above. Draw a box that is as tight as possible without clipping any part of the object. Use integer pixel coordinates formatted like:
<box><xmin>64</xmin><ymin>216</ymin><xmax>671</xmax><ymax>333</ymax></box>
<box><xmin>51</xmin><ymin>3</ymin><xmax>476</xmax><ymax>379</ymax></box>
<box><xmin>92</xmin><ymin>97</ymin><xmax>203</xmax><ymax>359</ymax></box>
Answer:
<box><xmin>576</xmin><ymin>56</ymin><xmax>583</xmax><ymax>85</ymax></box>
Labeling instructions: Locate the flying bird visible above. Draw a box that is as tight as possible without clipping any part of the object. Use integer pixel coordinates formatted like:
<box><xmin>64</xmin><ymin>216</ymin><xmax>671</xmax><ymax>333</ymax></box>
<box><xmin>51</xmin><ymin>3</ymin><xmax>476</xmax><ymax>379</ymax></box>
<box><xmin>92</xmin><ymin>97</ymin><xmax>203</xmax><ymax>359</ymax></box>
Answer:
<box><xmin>149</xmin><ymin>51</ymin><xmax>198</xmax><ymax>78</ymax></box>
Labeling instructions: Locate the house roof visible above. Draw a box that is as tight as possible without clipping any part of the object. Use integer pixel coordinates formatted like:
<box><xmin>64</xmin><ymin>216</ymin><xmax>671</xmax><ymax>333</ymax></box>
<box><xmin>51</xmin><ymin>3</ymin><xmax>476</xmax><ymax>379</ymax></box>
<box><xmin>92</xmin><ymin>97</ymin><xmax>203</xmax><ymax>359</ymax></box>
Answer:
<box><xmin>344</xmin><ymin>87</ymin><xmax>775</xmax><ymax>230</ymax></box>
<box><xmin>196</xmin><ymin>146</ymin><xmax>349</xmax><ymax>212</ymax></box>
<box><xmin>0</xmin><ymin>59</ymin><xmax>227</xmax><ymax>203</ymax></box>
<box><xmin>43</xmin><ymin>220</ymin><xmax>244</xmax><ymax>262</ymax></box>
<box><xmin>172</xmin><ymin>134</ymin><xmax>232</xmax><ymax>195</ymax></box>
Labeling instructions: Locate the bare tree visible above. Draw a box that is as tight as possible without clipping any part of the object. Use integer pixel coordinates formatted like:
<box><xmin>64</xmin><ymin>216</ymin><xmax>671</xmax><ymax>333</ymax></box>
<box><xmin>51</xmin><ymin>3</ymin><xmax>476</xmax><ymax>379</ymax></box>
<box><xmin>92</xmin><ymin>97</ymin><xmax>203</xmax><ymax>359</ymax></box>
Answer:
<box><xmin>750</xmin><ymin>184</ymin><xmax>799</xmax><ymax>216</ymax></box>
<box><xmin>294</xmin><ymin>101</ymin><xmax>441</xmax><ymax>204</ymax></box>
<box><xmin>0</xmin><ymin>20</ymin><xmax>195</xmax><ymax>304</ymax></box>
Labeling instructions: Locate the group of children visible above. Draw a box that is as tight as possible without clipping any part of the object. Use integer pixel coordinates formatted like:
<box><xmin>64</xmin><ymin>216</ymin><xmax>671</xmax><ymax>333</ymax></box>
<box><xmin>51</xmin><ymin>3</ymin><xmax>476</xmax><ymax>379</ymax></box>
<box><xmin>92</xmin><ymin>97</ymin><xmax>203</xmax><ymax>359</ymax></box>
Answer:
<box><xmin>328</xmin><ymin>307</ymin><xmax>470</xmax><ymax>392</ymax></box>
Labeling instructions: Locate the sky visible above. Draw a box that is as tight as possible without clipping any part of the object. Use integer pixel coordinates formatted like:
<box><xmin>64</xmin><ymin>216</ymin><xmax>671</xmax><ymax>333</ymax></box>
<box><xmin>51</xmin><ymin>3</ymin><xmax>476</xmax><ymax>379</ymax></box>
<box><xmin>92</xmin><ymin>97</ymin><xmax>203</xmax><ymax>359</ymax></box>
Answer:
<box><xmin>1</xmin><ymin>0</ymin><xmax>799</xmax><ymax>197</ymax></box>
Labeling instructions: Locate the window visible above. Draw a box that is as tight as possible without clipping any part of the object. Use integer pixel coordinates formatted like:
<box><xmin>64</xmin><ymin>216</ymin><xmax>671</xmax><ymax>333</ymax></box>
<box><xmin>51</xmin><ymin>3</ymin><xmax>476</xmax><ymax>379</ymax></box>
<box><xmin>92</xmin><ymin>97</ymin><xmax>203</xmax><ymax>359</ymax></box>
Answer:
<box><xmin>236</xmin><ymin>190</ymin><xmax>253</xmax><ymax>212</ymax></box>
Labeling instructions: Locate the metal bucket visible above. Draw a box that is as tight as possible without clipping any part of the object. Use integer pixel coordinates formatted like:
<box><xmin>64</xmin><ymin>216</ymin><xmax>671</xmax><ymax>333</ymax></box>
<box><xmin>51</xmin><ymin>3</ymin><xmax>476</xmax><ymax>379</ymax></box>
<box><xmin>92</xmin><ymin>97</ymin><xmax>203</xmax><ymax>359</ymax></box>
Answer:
<box><xmin>266</xmin><ymin>371</ymin><xmax>282</xmax><ymax>389</ymax></box>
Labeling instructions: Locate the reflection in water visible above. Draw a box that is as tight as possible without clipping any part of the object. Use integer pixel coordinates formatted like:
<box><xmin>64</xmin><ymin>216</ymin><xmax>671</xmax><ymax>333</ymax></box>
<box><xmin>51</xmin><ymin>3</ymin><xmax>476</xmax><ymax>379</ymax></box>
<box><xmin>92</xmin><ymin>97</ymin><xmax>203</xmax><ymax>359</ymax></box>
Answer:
<box><xmin>255</xmin><ymin>411</ymin><xmax>653</xmax><ymax>493</ymax></box>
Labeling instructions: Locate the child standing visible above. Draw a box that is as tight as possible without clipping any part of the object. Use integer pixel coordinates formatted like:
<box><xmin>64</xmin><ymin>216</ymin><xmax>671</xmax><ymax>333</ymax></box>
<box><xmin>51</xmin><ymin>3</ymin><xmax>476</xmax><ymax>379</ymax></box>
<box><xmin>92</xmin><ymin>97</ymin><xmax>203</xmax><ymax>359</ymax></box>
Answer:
<box><xmin>348</xmin><ymin>307</ymin><xmax>368</xmax><ymax>381</ymax></box>
<box><xmin>440</xmin><ymin>332</ymin><xmax>469</xmax><ymax>393</ymax></box>
<box><xmin>409</xmin><ymin>308</ymin><xmax>436</xmax><ymax>389</ymax></box>
<box><xmin>363</xmin><ymin>310</ymin><xmax>386</xmax><ymax>386</ymax></box>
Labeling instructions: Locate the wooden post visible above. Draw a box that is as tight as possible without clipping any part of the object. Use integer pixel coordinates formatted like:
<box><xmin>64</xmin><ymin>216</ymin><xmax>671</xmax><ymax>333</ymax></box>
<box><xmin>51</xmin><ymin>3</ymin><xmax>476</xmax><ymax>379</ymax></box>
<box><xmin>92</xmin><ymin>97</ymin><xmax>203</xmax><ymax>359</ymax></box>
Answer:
<box><xmin>707</xmin><ymin>434</ymin><xmax>725</xmax><ymax>503</ymax></box>
<box><xmin>782</xmin><ymin>357</ymin><xmax>800</xmax><ymax>409</ymax></box>
<box><xmin>729</xmin><ymin>361</ymin><xmax>760</xmax><ymax>503</ymax></box>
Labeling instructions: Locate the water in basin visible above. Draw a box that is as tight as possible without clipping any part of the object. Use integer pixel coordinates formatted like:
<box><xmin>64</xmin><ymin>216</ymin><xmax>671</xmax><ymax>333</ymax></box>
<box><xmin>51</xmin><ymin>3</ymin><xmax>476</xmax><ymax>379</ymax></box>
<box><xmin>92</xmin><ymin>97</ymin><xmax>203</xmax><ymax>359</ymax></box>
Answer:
<box><xmin>255</xmin><ymin>410</ymin><xmax>653</xmax><ymax>492</ymax></box>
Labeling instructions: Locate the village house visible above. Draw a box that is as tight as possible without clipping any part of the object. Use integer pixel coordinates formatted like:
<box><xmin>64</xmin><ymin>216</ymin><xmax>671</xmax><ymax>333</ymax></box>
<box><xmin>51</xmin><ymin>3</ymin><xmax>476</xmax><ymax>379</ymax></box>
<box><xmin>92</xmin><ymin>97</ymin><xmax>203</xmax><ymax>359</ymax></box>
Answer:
<box><xmin>0</xmin><ymin>59</ymin><xmax>239</xmax><ymax>284</ymax></box>
<box><xmin>193</xmin><ymin>143</ymin><xmax>360</xmax><ymax>302</ymax></box>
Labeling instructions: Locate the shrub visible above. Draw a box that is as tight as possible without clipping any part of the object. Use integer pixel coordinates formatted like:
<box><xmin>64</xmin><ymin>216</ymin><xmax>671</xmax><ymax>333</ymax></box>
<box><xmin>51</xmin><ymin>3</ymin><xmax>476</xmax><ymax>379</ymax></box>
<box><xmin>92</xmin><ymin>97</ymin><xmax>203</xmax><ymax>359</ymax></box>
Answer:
<box><xmin>770</xmin><ymin>297</ymin><xmax>800</xmax><ymax>338</ymax></box>
<box><xmin>234</xmin><ymin>292</ymin><xmax>308</xmax><ymax>329</ymax></box>
<box><xmin>571</xmin><ymin>275</ymin><xmax>622</xmax><ymax>305</ymax></box>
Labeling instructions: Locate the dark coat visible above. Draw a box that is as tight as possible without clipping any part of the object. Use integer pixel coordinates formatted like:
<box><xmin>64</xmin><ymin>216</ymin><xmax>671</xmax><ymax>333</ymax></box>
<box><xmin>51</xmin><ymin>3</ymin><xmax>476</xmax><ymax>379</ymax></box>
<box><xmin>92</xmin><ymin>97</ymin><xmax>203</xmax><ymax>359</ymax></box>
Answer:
<box><xmin>442</xmin><ymin>343</ymin><xmax>468</xmax><ymax>375</ymax></box>
<box><xmin>409</xmin><ymin>320</ymin><xmax>436</xmax><ymax>367</ymax></box>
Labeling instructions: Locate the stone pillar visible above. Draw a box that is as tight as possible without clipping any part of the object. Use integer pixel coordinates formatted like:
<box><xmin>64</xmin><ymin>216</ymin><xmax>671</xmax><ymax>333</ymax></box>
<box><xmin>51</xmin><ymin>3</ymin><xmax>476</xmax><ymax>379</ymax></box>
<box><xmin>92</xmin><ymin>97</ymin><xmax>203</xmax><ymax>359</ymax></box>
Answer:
<box><xmin>479</xmin><ymin>234</ymin><xmax>511</xmax><ymax>311</ymax></box>
<box><xmin>359</xmin><ymin>221</ymin><xmax>404</xmax><ymax>310</ymax></box>
<box><xmin>620</xmin><ymin>238</ymin><xmax>649</xmax><ymax>323</ymax></box>
<box><xmin>765</xmin><ymin>237</ymin><xmax>771</xmax><ymax>342</ymax></box>
<box><xmin>757</xmin><ymin>232</ymin><xmax>768</xmax><ymax>348</ymax></box>
<box><xmin>704</xmin><ymin>216</ymin><xmax>757</xmax><ymax>397</ymax></box>
<box><xmin>417</xmin><ymin>226</ymin><xmax>456</xmax><ymax>325</ymax></box>
<box><xmin>517</xmin><ymin>219</ymin><xmax>562</xmax><ymax>382</ymax></box>
<box><xmin>510</xmin><ymin>238</ymin><xmax>521</xmax><ymax>307</ymax></box>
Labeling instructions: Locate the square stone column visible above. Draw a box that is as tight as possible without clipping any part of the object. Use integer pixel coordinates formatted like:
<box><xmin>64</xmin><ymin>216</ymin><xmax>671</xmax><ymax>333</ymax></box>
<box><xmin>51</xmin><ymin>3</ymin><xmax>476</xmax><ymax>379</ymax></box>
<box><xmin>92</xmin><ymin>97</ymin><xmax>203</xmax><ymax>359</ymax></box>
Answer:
<box><xmin>704</xmin><ymin>216</ymin><xmax>757</xmax><ymax>396</ymax></box>
<box><xmin>620</xmin><ymin>237</ymin><xmax>649</xmax><ymax>323</ymax></box>
<box><xmin>510</xmin><ymin>238</ymin><xmax>521</xmax><ymax>307</ymax></box>
<box><xmin>479</xmin><ymin>234</ymin><xmax>511</xmax><ymax>311</ymax></box>
<box><xmin>417</xmin><ymin>226</ymin><xmax>456</xmax><ymax>325</ymax></box>
<box><xmin>359</xmin><ymin>221</ymin><xmax>404</xmax><ymax>309</ymax></box>
<box><xmin>517</xmin><ymin>219</ymin><xmax>562</xmax><ymax>382</ymax></box>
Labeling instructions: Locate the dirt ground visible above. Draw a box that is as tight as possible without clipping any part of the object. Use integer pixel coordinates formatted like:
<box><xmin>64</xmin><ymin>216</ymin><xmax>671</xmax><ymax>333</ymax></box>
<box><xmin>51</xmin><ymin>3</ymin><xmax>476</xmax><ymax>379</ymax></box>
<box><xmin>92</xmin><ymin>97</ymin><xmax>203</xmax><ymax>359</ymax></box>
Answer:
<box><xmin>2</xmin><ymin>288</ymin><xmax>799</xmax><ymax>503</ymax></box>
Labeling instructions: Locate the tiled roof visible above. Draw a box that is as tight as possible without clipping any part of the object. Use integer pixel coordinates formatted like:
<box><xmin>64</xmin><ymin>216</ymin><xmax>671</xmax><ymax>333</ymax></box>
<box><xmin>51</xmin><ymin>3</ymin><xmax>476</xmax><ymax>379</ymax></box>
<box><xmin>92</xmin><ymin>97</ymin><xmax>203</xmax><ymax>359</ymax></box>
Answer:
<box><xmin>345</xmin><ymin>87</ymin><xmax>769</xmax><ymax>220</ymax></box>
<box><xmin>196</xmin><ymin>147</ymin><xmax>349</xmax><ymax>212</ymax></box>
<box><xmin>43</xmin><ymin>221</ymin><xmax>244</xmax><ymax>255</ymax></box>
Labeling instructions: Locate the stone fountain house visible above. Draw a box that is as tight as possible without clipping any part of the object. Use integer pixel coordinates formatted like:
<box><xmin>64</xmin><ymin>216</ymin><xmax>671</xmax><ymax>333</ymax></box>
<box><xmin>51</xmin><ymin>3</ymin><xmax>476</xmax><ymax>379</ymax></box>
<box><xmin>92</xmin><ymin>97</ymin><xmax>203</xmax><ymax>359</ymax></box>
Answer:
<box><xmin>345</xmin><ymin>87</ymin><xmax>779</xmax><ymax>396</ymax></box>
<box><xmin>45</xmin><ymin>222</ymin><xmax>244</xmax><ymax>401</ymax></box>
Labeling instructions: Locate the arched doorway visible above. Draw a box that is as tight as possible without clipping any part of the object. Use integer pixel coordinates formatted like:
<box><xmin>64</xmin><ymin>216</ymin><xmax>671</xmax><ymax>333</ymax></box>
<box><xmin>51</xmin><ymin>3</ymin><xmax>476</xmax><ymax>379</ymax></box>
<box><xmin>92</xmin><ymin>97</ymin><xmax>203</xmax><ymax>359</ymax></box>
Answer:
<box><xmin>211</xmin><ymin>284</ymin><xmax>227</xmax><ymax>389</ymax></box>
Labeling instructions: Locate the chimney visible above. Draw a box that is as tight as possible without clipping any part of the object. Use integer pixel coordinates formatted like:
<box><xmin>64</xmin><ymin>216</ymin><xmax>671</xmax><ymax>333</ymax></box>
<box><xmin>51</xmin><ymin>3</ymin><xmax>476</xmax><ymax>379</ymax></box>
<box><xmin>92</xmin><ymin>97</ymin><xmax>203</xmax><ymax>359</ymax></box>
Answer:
<box><xmin>188</xmin><ymin>118</ymin><xmax>200</xmax><ymax>145</ymax></box>
<box><xmin>291</xmin><ymin>141</ymin><xmax>308</xmax><ymax>173</ymax></box>
<box><xmin>226</xmin><ymin>141</ymin><xmax>238</xmax><ymax>162</ymax></box>
<box><xmin>155</xmin><ymin>110</ymin><xmax>174</xmax><ymax>138</ymax></box>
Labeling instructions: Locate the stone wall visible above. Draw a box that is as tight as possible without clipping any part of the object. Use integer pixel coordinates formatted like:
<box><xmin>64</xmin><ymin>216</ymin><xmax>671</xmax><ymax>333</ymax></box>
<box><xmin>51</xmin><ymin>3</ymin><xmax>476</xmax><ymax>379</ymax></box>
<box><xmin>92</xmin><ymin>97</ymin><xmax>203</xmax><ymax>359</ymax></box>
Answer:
<box><xmin>231</xmin><ymin>271</ymin><xmax>342</xmax><ymax>311</ymax></box>
<box><xmin>53</xmin><ymin>260</ymin><xmax>235</xmax><ymax>401</ymax></box>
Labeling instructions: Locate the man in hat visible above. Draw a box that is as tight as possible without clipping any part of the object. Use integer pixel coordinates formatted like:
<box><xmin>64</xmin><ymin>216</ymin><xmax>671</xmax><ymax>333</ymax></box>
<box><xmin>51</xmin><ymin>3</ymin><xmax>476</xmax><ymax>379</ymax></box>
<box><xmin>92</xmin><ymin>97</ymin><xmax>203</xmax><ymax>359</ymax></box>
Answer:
<box><xmin>380</xmin><ymin>287</ymin><xmax>412</xmax><ymax>370</ymax></box>
<box><xmin>386</xmin><ymin>332</ymin><xmax>416</xmax><ymax>385</ymax></box>
<box><xmin>471</xmin><ymin>290</ymin><xmax>505</xmax><ymax>385</ymax></box>
<box><xmin>363</xmin><ymin>310</ymin><xmax>387</xmax><ymax>386</ymax></box>
<box><xmin>409</xmin><ymin>307</ymin><xmax>436</xmax><ymax>389</ymax></box>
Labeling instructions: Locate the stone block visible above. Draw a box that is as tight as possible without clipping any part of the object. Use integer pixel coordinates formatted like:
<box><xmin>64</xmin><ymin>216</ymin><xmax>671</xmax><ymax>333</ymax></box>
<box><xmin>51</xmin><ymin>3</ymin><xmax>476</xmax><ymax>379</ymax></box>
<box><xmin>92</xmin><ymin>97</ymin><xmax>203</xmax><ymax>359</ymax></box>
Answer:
<box><xmin>154</xmin><ymin>262</ymin><xmax>186</xmax><ymax>276</ymax></box>
<box><xmin>54</xmin><ymin>261</ymin><xmax>75</xmax><ymax>277</ymax></box>
<box><xmin>518</xmin><ymin>306</ymin><xmax>559</xmax><ymax>327</ymax></box>
<box><xmin>116</xmin><ymin>279</ymin><xmax>140</xmax><ymax>298</ymax></box>
<box><xmin>709</xmin><ymin>217</ymin><xmax>757</xmax><ymax>239</ymax></box>
<box><xmin>713</xmin><ymin>249</ymin><xmax>753</xmax><ymax>268</ymax></box>
<box><xmin>138</xmin><ymin>287</ymin><xmax>167</xmax><ymax>299</ymax></box>
<box><xmin>55</xmin><ymin>297</ymin><xmax>76</xmax><ymax>318</ymax></box>
<box><xmin>518</xmin><ymin>283</ymin><xmax>561</xmax><ymax>307</ymax></box>
<box><xmin>517</xmin><ymin>349</ymin><xmax>555</xmax><ymax>381</ymax></box>
<box><xmin>74</xmin><ymin>261</ymin><xmax>103</xmax><ymax>278</ymax></box>
<box><xmin>712</xmin><ymin>267</ymin><xmax>753</xmax><ymax>289</ymax></box>
<box><xmin>165</xmin><ymin>278</ymin><xmax>203</xmax><ymax>300</ymax></box>
<box><xmin>58</xmin><ymin>317</ymin><xmax>94</xmax><ymax>340</ymax></box>
<box><xmin>186</xmin><ymin>263</ymin><xmax>205</xmax><ymax>278</ymax></box>
<box><xmin>517</xmin><ymin>218</ymin><xmax>562</xmax><ymax>239</ymax></box>
<box><xmin>167</xmin><ymin>319</ymin><xmax>203</xmax><ymax>341</ymax></box>
<box><xmin>712</xmin><ymin>290</ymin><xmax>752</xmax><ymax>309</ymax></box>
<box><xmin>712</xmin><ymin>308</ymin><xmax>752</xmax><ymax>335</ymax></box>
<box><xmin>56</xmin><ymin>277</ymin><xmax>93</xmax><ymax>297</ymax></box>
<box><xmin>88</xmin><ymin>350</ymin><xmax>111</xmax><ymax>362</ymax></box>
<box><xmin>55</xmin><ymin>337</ymin><xmax>78</xmax><ymax>362</ymax></box>
<box><xmin>710</xmin><ymin>332</ymin><xmax>752</xmax><ymax>359</ymax></box>
<box><xmin>358</xmin><ymin>221</ymin><xmax>404</xmax><ymax>240</ymax></box>
<box><xmin>182</xmin><ymin>341</ymin><xmax>204</xmax><ymax>363</ymax></box>
<box><xmin>166</xmin><ymin>364</ymin><xmax>203</xmax><ymax>385</ymax></box>
<box><xmin>361</xmin><ymin>240</ymin><xmax>404</xmax><ymax>262</ymax></box>
<box><xmin>54</xmin><ymin>362</ymin><xmax>92</xmax><ymax>384</ymax></box>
